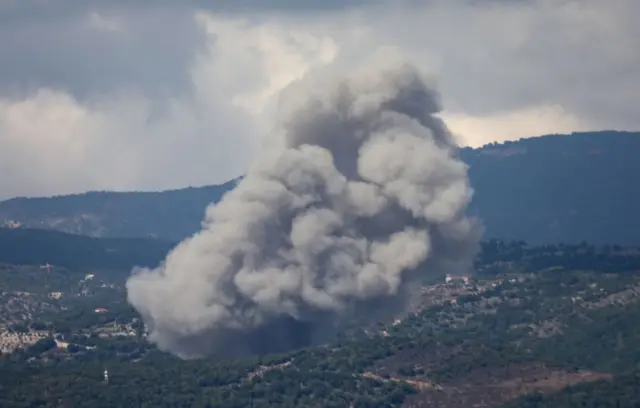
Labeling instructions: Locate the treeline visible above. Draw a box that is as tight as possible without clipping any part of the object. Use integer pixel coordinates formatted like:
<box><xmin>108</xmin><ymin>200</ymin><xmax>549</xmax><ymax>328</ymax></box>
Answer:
<box><xmin>476</xmin><ymin>239</ymin><xmax>640</xmax><ymax>274</ymax></box>
<box><xmin>4</xmin><ymin>226</ymin><xmax>640</xmax><ymax>277</ymax></box>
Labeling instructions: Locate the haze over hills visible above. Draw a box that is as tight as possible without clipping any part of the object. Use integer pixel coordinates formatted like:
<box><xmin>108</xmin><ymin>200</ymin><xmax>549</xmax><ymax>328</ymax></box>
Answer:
<box><xmin>1</xmin><ymin>131</ymin><xmax>638</xmax><ymax>246</ymax></box>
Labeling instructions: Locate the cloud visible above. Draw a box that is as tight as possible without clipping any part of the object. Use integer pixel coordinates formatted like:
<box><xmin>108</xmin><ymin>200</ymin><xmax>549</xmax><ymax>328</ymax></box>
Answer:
<box><xmin>441</xmin><ymin>105</ymin><xmax>590</xmax><ymax>147</ymax></box>
<box><xmin>0</xmin><ymin>0</ymin><xmax>638</xmax><ymax>199</ymax></box>
<box><xmin>0</xmin><ymin>7</ymin><xmax>204</xmax><ymax>100</ymax></box>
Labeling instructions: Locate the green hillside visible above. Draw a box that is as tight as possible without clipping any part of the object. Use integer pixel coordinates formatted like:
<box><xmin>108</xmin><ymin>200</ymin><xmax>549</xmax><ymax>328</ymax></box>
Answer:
<box><xmin>2</xmin><ymin>239</ymin><xmax>640</xmax><ymax>407</ymax></box>
<box><xmin>462</xmin><ymin>130</ymin><xmax>640</xmax><ymax>245</ymax></box>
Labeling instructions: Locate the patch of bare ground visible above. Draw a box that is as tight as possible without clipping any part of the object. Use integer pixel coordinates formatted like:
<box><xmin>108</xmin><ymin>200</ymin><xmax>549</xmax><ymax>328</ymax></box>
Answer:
<box><xmin>583</xmin><ymin>285</ymin><xmax>640</xmax><ymax>309</ymax></box>
<box><xmin>402</xmin><ymin>363</ymin><xmax>612</xmax><ymax>408</ymax></box>
<box><xmin>510</xmin><ymin>317</ymin><xmax>564</xmax><ymax>338</ymax></box>
<box><xmin>247</xmin><ymin>360</ymin><xmax>293</xmax><ymax>381</ymax></box>
<box><xmin>361</xmin><ymin>371</ymin><xmax>443</xmax><ymax>391</ymax></box>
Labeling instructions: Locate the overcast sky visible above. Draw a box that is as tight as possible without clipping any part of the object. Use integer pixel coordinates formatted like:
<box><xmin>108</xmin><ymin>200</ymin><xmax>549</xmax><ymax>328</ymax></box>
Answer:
<box><xmin>1</xmin><ymin>0</ymin><xmax>638</xmax><ymax>199</ymax></box>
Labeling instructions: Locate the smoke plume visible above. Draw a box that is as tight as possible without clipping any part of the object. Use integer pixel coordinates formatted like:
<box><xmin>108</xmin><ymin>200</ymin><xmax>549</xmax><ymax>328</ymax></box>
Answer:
<box><xmin>126</xmin><ymin>59</ymin><xmax>482</xmax><ymax>359</ymax></box>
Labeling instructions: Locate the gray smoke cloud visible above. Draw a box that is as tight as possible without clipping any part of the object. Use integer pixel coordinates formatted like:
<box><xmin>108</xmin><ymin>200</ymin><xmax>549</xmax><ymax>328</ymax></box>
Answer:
<box><xmin>126</xmin><ymin>59</ymin><xmax>482</xmax><ymax>359</ymax></box>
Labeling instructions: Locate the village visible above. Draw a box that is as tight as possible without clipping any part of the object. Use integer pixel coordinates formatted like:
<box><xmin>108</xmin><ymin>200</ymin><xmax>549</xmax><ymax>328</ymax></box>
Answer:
<box><xmin>0</xmin><ymin>264</ymin><xmax>522</xmax><ymax>357</ymax></box>
<box><xmin>0</xmin><ymin>266</ymin><xmax>141</xmax><ymax>355</ymax></box>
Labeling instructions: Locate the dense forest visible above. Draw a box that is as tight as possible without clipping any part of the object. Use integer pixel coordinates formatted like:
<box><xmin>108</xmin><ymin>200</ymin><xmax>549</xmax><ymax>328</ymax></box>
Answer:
<box><xmin>2</xmin><ymin>131</ymin><xmax>640</xmax><ymax>245</ymax></box>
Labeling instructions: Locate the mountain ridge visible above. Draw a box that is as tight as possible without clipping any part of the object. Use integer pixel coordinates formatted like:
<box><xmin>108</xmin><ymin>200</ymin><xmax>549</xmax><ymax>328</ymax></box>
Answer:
<box><xmin>1</xmin><ymin>130</ymin><xmax>638</xmax><ymax>245</ymax></box>
<box><xmin>0</xmin><ymin>179</ymin><xmax>240</xmax><ymax>240</ymax></box>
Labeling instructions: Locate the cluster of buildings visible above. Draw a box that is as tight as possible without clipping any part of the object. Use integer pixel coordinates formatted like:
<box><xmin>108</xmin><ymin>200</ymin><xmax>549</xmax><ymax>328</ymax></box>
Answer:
<box><xmin>444</xmin><ymin>274</ymin><xmax>471</xmax><ymax>285</ymax></box>
<box><xmin>0</xmin><ymin>330</ymin><xmax>49</xmax><ymax>354</ymax></box>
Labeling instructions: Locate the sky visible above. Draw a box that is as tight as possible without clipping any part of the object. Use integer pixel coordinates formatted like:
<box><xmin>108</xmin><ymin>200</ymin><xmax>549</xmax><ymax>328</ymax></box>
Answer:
<box><xmin>1</xmin><ymin>0</ymin><xmax>638</xmax><ymax>200</ymax></box>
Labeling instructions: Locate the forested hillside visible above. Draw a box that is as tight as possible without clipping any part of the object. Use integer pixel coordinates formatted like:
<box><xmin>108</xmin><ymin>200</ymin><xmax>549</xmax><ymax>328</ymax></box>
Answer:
<box><xmin>2</xmin><ymin>240</ymin><xmax>640</xmax><ymax>407</ymax></box>
<box><xmin>461</xmin><ymin>130</ymin><xmax>640</xmax><ymax>245</ymax></box>
<box><xmin>1</xmin><ymin>131</ymin><xmax>638</xmax><ymax>245</ymax></box>
<box><xmin>0</xmin><ymin>228</ymin><xmax>173</xmax><ymax>271</ymax></box>
<box><xmin>0</xmin><ymin>179</ymin><xmax>240</xmax><ymax>241</ymax></box>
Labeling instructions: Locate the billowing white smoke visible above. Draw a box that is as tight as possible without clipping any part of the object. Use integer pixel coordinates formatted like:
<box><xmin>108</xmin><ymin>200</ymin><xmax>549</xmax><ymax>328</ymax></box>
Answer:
<box><xmin>126</xmin><ymin>60</ymin><xmax>481</xmax><ymax>358</ymax></box>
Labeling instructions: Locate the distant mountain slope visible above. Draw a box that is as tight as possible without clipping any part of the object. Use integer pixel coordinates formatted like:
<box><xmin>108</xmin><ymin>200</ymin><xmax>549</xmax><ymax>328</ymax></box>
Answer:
<box><xmin>0</xmin><ymin>131</ymin><xmax>638</xmax><ymax>245</ymax></box>
<box><xmin>461</xmin><ymin>130</ymin><xmax>640</xmax><ymax>245</ymax></box>
<box><xmin>0</xmin><ymin>228</ymin><xmax>174</xmax><ymax>271</ymax></box>
<box><xmin>0</xmin><ymin>179</ymin><xmax>240</xmax><ymax>242</ymax></box>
